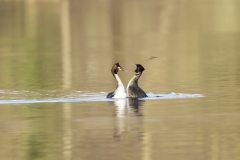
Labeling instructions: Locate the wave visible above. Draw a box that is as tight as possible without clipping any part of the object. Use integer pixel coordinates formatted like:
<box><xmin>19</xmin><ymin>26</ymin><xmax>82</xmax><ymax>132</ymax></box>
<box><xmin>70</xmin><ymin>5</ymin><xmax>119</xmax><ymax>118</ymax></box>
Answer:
<box><xmin>0</xmin><ymin>90</ymin><xmax>203</xmax><ymax>104</ymax></box>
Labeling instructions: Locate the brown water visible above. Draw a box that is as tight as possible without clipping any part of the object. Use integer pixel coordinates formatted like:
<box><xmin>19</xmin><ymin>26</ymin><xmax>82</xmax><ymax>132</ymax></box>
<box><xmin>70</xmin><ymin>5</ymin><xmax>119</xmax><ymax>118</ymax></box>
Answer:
<box><xmin>0</xmin><ymin>0</ymin><xmax>240</xmax><ymax>159</ymax></box>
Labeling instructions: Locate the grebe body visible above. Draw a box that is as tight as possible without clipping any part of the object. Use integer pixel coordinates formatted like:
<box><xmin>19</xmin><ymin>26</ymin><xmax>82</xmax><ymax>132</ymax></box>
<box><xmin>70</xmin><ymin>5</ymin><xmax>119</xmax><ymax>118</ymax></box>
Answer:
<box><xmin>126</xmin><ymin>64</ymin><xmax>147</xmax><ymax>98</ymax></box>
<box><xmin>107</xmin><ymin>63</ymin><xmax>127</xmax><ymax>98</ymax></box>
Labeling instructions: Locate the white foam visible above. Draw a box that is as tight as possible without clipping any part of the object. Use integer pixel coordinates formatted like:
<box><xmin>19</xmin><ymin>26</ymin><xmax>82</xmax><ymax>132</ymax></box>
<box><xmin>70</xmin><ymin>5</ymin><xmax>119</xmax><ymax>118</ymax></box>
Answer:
<box><xmin>0</xmin><ymin>90</ymin><xmax>203</xmax><ymax>104</ymax></box>
<box><xmin>145</xmin><ymin>92</ymin><xmax>204</xmax><ymax>100</ymax></box>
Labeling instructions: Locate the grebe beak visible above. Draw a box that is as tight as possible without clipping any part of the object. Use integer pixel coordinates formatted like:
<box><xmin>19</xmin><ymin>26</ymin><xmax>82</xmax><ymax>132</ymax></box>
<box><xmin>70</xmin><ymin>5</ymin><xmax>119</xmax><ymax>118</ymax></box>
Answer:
<box><xmin>119</xmin><ymin>66</ymin><xmax>127</xmax><ymax>72</ymax></box>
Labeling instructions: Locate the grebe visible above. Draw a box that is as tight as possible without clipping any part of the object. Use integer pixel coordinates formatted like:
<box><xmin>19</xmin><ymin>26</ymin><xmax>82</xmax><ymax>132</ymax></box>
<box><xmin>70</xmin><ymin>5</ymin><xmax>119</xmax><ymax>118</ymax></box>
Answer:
<box><xmin>126</xmin><ymin>64</ymin><xmax>147</xmax><ymax>98</ymax></box>
<box><xmin>106</xmin><ymin>63</ymin><xmax>127</xmax><ymax>98</ymax></box>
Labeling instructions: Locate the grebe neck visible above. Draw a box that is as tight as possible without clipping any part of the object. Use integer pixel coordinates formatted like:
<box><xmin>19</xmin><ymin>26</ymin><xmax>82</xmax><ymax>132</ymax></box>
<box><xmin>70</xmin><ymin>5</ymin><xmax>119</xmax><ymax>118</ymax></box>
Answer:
<box><xmin>113</xmin><ymin>74</ymin><xmax>126</xmax><ymax>98</ymax></box>
<box><xmin>114</xmin><ymin>74</ymin><xmax>124</xmax><ymax>87</ymax></box>
<box><xmin>127</xmin><ymin>72</ymin><xmax>142</xmax><ymax>86</ymax></box>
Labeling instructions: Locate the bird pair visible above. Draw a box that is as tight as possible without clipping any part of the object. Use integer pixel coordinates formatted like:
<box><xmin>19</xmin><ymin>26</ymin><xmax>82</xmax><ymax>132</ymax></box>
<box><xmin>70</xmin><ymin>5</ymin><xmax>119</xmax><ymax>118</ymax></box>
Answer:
<box><xmin>107</xmin><ymin>63</ymin><xmax>147</xmax><ymax>98</ymax></box>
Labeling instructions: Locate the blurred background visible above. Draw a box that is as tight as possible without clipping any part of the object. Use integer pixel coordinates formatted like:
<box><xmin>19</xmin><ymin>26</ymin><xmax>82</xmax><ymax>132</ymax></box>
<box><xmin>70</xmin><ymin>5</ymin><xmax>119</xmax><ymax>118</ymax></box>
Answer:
<box><xmin>0</xmin><ymin>0</ymin><xmax>240</xmax><ymax>160</ymax></box>
<box><xmin>0</xmin><ymin>0</ymin><xmax>239</xmax><ymax>92</ymax></box>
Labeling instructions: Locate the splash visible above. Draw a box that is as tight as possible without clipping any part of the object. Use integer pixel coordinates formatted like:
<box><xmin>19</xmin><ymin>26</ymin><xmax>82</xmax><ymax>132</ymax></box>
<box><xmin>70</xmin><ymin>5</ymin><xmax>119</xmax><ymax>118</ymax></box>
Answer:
<box><xmin>0</xmin><ymin>90</ymin><xmax>203</xmax><ymax>104</ymax></box>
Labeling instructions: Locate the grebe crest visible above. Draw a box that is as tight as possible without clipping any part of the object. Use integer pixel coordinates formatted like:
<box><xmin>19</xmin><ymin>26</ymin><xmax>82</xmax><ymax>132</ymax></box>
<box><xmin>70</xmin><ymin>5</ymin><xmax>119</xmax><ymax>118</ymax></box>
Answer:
<box><xmin>126</xmin><ymin>64</ymin><xmax>147</xmax><ymax>98</ymax></box>
<box><xmin>106</xmin><ymin>63</ymin><xmax>127</xmax><ymax>98</ymax></box>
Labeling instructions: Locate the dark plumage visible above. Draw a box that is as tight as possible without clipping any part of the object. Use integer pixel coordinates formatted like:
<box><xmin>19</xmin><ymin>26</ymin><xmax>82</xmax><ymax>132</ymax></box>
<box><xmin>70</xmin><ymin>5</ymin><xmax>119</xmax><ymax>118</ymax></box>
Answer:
<box><xmin>126</xmin><ymin>64</ymin><xmax>147</xmax><ymax>98</ymax></box>
<box><xmin>106</xmin><ymin>91</ymin><xmax>115</xmax><ymax>98</ymax></box>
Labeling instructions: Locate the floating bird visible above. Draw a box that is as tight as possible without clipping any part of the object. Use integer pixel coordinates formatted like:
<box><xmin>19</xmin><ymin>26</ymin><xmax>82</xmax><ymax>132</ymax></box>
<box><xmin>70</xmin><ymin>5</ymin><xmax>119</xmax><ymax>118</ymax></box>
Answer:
<box><xmin>106</xmin><ymin>63</ymin><xmax>127</xmax><ymax>98</ymax></box>
<box><xmin>126</xmin><ymin>64</ymin><xmax>147</xmax><ymax>98</ymax></box>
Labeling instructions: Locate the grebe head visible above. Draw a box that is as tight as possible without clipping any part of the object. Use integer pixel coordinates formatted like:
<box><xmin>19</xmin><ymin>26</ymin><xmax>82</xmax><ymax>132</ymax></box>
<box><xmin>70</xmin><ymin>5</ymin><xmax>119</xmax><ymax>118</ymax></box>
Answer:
<box><xmin>134</xmin><ymin>64</ymin><xmax>145</xmax><ymax>73</ymax></box>
<box><xmin>111</xmin><ymin>63</ymin><xmax>126</xmax><ymax>74</ymax></box>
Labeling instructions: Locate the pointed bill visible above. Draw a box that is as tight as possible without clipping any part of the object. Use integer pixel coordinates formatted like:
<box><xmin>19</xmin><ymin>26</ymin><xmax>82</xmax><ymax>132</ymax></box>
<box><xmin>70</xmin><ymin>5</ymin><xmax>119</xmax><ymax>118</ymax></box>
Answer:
<box><xmin>119</xmin><ymin>66</ymin><xmax>127</xmax><ymax>72</ymax></box>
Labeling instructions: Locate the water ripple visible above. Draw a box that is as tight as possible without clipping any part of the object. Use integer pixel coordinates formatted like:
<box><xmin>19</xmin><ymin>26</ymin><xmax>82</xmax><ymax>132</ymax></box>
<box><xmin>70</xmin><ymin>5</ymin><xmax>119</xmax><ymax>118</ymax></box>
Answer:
<box><xmin>0</xmin><ymin>90</ymin><xmax>203</xmax><ymax>104</ymax></box>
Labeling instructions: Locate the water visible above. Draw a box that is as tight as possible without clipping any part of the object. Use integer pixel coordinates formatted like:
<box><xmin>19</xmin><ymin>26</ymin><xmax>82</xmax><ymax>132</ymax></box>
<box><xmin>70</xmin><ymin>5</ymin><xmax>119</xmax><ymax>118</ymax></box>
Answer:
<box><xmin>0</xmin><ymin>0</ymin><xmax>240</xmax><ymax>160</ymax></box>
<box><xmin>0</xmin><ymin>90</ymin><xmax>203</xmax><ymax>103</ymax></box>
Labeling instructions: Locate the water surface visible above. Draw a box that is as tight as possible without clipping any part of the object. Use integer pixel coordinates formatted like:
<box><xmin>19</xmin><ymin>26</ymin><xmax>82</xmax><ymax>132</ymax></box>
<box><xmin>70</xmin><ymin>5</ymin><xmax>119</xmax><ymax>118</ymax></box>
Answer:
<box><xmin>0</xmin><ymin>0</ymin><xmax>240</xmax><ymax>160</ymax></box>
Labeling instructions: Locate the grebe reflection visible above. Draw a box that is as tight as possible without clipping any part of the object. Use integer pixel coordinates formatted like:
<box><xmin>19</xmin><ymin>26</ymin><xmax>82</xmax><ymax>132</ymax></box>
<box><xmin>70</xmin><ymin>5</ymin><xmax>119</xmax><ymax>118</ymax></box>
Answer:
<box><xmin>113</xmin><ymin>98</ymin><xmax>144</xmax><ymax>141</ymax></box>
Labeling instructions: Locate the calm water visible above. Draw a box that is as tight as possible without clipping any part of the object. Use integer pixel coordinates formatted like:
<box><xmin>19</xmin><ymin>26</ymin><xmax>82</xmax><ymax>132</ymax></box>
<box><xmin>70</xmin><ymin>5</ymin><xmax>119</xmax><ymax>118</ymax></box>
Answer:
<box><xmin>0</xmin><ymin>0</ymin><xmax>240</xmax><ymax>159</ymax></box>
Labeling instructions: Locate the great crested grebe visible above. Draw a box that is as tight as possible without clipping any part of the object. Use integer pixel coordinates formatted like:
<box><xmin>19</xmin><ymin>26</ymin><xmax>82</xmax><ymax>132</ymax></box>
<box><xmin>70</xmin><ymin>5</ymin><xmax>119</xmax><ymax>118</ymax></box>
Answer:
<box><xmin>126</xmin><ymin>64</ymin><xmax>147</xmax><ymax>98</ymax></box>
<box><xmin>106</xmin><ymin>63</ymin><xmax>127</xmax><ymax>98</ymax></box>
